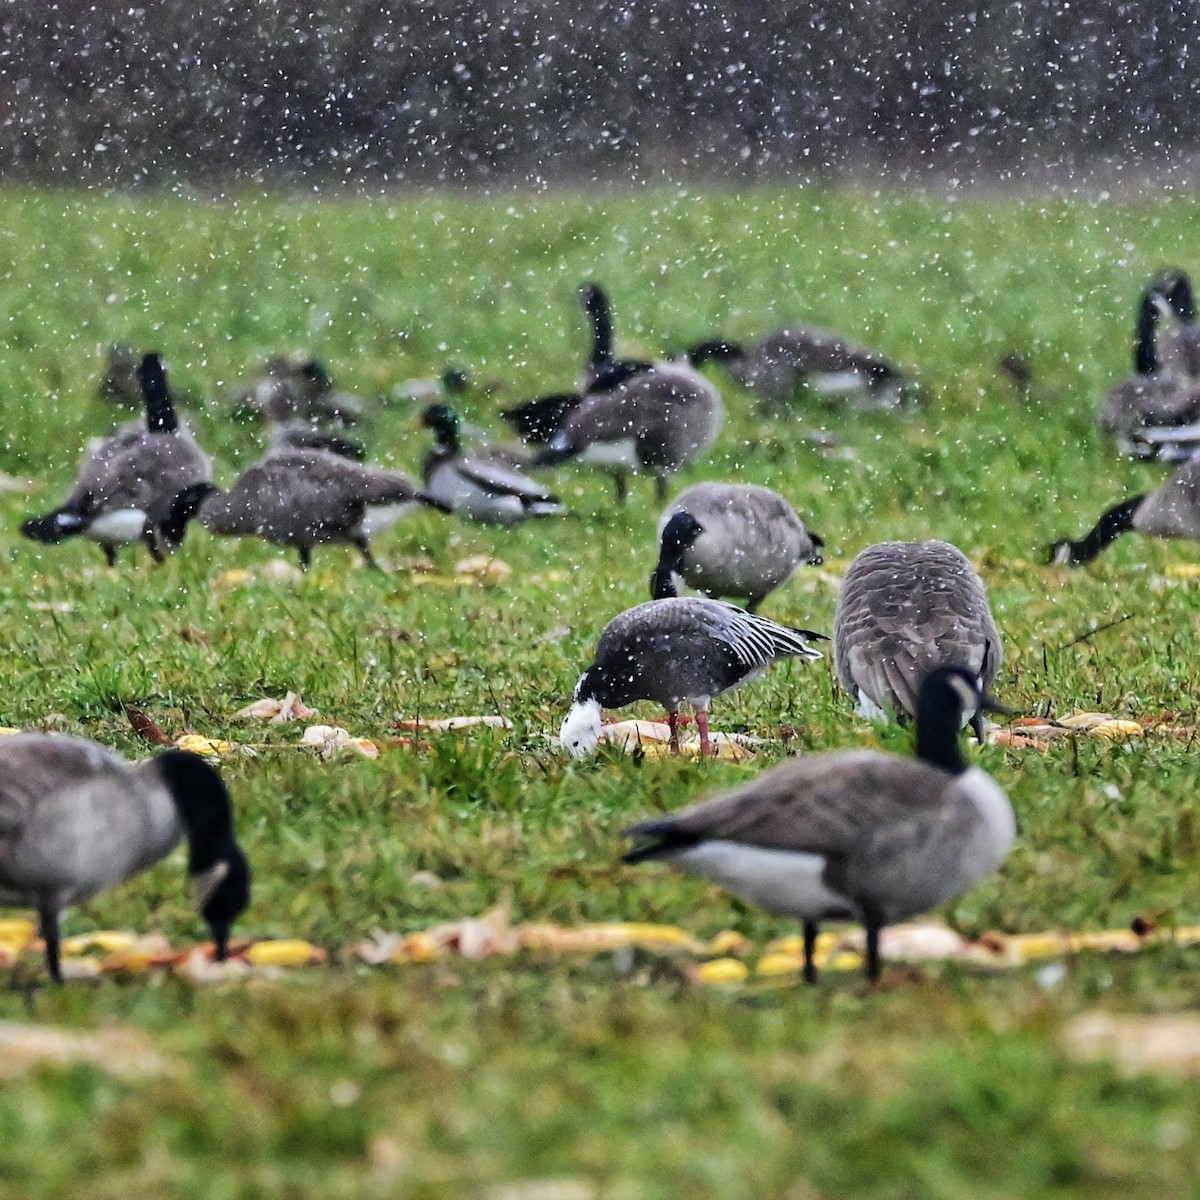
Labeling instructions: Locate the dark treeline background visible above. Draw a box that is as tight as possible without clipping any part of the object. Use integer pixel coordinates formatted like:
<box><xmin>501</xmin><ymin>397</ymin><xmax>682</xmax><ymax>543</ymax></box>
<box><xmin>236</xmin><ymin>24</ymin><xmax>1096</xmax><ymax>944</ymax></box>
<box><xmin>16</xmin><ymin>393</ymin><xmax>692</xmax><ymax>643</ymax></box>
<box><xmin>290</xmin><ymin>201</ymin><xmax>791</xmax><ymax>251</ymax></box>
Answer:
<box><xmin>0</xmin><ymin>0</ymin><xmax>1195</xmax><ymax>189</ymax></box>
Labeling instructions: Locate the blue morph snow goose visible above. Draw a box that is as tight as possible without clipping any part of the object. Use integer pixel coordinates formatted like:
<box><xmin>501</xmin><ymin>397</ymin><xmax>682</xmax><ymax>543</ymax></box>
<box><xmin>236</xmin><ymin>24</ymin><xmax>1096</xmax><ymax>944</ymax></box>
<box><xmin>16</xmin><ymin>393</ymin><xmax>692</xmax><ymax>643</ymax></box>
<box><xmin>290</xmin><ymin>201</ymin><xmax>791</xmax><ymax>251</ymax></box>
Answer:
<box><xmin>561</xmin><ymin>597</ymin><xmax>825</xmax><ymax>757</ymax></box>
<box><xmin>833</xmin><ymin>540</ymin><xmax>1002</xmax><ymax>740</ymax></box>
<box><xmin>651</xmin><ymin>482</ymin><xmax>824</xmax><ymax>612</ymax></box>
<box><xmin>623</xmin><ymin>666</ymin><xmax>1013</xmax><ymax>984</ymax></box>
<box><xmin>0</xmin><ymin>738</ymin><xmax>250</xmax><ymax>983</ymax></box>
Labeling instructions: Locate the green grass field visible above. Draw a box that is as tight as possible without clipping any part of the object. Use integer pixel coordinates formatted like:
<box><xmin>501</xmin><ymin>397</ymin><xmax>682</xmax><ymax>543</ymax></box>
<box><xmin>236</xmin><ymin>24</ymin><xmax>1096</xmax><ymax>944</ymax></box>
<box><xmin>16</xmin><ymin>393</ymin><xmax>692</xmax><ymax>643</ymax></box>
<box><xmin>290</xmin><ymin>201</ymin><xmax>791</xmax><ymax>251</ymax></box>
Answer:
<box><xmin>3</xmin><ymin>184</ymin><xmax>1200</xmax><ymax>1198</ymax></box>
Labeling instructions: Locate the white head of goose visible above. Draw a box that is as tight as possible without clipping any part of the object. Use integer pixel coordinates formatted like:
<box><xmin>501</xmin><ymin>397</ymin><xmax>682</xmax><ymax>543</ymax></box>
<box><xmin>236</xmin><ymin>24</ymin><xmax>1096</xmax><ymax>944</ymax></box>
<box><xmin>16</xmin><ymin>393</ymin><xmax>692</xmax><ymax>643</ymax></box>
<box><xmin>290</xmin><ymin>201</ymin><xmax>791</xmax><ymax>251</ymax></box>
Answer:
<box><xmin>623</xmin><ymin>666</ymin><xmax>1013</xmax><ymax>984</ymax></box>
<box><xmin>191</xmin><ymin>447</ymin><xmax>447</xmax><ymax>571</ymax></box>
<box><xmin>560</xmin><ymin>597</ymin><xmax>826</xmax><ymax>757</ymax></box>
<box><xmin>21</xmin><ymin>352</ymin><xmax>214</xmax><ymax>566</ymax></box>
<box><xmin>681</xmin><ymin>326</ymin><xmax>906</xmax><ymax>413</ymax></box>
<box><xmin>651</xmin><ymin>482</ymin><xmax>824</xmax><ymax>613</ymax></box>
<box><xmin>833</xmin><ymin>540</ymin><xmax>1002</xmax><ymax>741</ymax></box>
<box><xmin>420</xmin><ymin>403</ymin><xmax>565</xmax><ymax>524</ymax></box>
<box><xmin>1048</xmin><ymin>454</ymin><xmax>1200</xmax><ymax>566</ymax></box>
<box><xmin>0</xmin><ymin>738</ymin><xmax>251</xmax><ymax>983</ymax></box>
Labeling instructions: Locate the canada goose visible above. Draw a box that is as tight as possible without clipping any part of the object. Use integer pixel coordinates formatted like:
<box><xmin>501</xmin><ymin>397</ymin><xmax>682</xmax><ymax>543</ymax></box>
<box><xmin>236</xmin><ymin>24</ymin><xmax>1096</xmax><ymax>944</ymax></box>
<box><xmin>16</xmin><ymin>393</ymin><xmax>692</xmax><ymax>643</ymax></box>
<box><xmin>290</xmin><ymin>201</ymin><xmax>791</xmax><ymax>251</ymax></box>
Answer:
<box><xmin>560</xmin><ymin>597</ymin><xmax>826</xmax><ymax>757</ymax></box>
<box><xmin>834</xmin><ymin>540</ymin><xmax>1002</xmax><ymax>740</ymax></box>
<box><xmin>193</xmin><ymin>447</ymin><xmax>444</xmax><ymax>570</ymax></box>
<box><xmin>1100</xmin><ymin>276</ymin><xmax>1200</xmax><ymax>455</ymax></box>
<box><xmin>533</xmin><ymin>365</ymin><xmax>724</xmax><ymax>503</ymax></box>
<box><xmin>682</xmin><ymin>326</ymin><xmax>906</xmax><ymax>412</ymax></box>
<box><xmin>97</xmin><ymin>343</ymin><xmax>141</xmax><ymax>407</ymax></box>
<box><xmin>501</xmin><ymin>283</ymin><xmax>657</xmax><ymax>446</ymax></box>
<box><xmin>420</xmin><ymin>404</ymin><xmax>565</xmax><ymax>524</ymax></box>
<box><xmin>0</xmin><ymin>738</ymin><xmax>250</xmax><ymax>983</ymax></box>
<box><xmin>622</xmin><ymin>666</ymin><xmax>1012</xmax><ymax>984</ymax></box>
<box><xmin>233</xmin><ymin>356</ymin><xmax>363</xmax><ymax>426</ymax></box>
<box><xmin>21</xmin><ymin>353</ymin><xmax>213</xmax><ymax>566</ymax></box>
<box><xmin>651</xmin><ymin>482</ymin><xmax>824</xmax><ymax>612</ymax></box>
<box><xmin>1048</xmin><ymin>454</ymin><xmax>1200</xmax><ymax>565</ymax></box>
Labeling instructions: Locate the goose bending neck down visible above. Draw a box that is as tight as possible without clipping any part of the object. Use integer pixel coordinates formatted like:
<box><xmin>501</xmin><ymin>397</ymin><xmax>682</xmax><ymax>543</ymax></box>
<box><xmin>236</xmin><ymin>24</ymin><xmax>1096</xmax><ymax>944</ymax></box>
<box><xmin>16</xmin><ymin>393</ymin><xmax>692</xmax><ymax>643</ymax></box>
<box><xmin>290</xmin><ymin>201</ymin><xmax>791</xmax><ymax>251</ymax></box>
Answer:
<box><xmin>622</xmin><ymin>666</ymin><xmax>1013</xmax><ymax>984</ymax></box>
<box><xmin>560</xmin><ymin>597</ymin><xmax>826</xmax><ymax>756</ymax></box>
<box><xmin>0</xmin><ymin>739</ymin><xmax>250</xmax><ymax>983</ymax></box>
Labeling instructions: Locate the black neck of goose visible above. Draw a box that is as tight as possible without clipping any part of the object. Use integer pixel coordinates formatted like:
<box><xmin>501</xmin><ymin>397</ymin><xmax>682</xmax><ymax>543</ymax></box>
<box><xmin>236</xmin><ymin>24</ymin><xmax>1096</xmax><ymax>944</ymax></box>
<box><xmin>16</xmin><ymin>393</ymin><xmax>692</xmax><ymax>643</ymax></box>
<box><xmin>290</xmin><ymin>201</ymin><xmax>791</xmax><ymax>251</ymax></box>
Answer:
<box><xmin>650</xmin><ymin>549</ymin><xmax>684</xmax><ymax>600</ymax></box>
<box><xmin>140</xmin><ymin>354</ymin><xmax>178</xmax><ymax>432</ymax></box>
<box><xmin>1067</xmin><ymin>495</ymin><xmax>1145</xmax><ymax>564</ymax></box>
<box><xmin>583</xmin><ymin>286</ymin><xmax>615</xmax><ymax>368</ymax></box>
<box><xmin>1135</xmin><ymin>289</ymin><xmax>1161</xmax><ymax>374</ymax></box>
<box><xmin>161</xmin><ymin>483</ymin><xmax>218</xmax><ymax>549</ymax></box>
<box><xmin>915</xmin><ymin>693</ymin><xmax>970</xmax><ymax>775</ymax></box>
<box><xmin>425</xmin><ymin>408</ymin><xmax>461</xmax><ymax>454</ymax></box>
<box><xmin>686</xmin><ymin>339</ymin><xmax>744</xmax><ymax>367</ymax></box>
<box><xmin>1167</xmin><ymin>274</ymin><xmax>1196</xmax><ymax>324</ymax></box>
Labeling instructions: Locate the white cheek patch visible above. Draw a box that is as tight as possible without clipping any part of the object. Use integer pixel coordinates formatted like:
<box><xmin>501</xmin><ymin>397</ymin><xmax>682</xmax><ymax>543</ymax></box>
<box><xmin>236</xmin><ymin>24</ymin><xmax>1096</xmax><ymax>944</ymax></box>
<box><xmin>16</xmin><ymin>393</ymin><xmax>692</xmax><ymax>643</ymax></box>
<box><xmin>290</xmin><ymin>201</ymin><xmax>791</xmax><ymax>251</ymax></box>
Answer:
<box><xmin>192</xmin><ymin>859</ymin><xmax>230</xmax><ymax>909</ymax></box>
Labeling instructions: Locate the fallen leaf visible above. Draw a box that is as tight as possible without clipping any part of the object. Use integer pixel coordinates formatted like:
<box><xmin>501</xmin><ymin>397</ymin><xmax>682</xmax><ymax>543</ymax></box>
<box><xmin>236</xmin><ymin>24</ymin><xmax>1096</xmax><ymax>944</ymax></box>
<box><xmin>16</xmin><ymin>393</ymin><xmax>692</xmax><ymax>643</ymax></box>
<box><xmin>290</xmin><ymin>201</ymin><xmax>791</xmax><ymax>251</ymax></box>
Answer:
<box><xmin>300</xmin><ymin>725</ymin><xmax>380</xmax><ymax>759</ymax></box>
<box><xmin>691</xmin><ymin>958</ymin><xmax>750</xmax><ymax>985</ymax></box>
<box><xmin>454</xmin><ymin>555</ymin><xmax>513</xmax><ymax>584</ymax></box>
<box><xmin>236</xmin><ymin>691</ymin><xmax>319</xmax><ymax>722</ymax></box>
<box><xmin>242</xmin><ymin>940</ymin><xmax>326</xmax><ymax>967</ymax></box>
<box><xmin>1063</xmin><ymin>1012</ymin><xmax>1200</xmax><ymax>1077</ymax></box>
<box><xmin>175</xmin><ymin>734</ymin><xmax>244</xmax><ymax>758</ymax></box>
<box><xmin>0</xmin><ymin>1023</ymin><xmax>176</xmax><ymax>1079</ymax></box>
<box><xmin>393</xmin><ymin>715</ymin><xmax>512</xmax><ymax>732</ymax></box>
<box><xmin>127</xmin><ymin>706</ymin><xmax>173</xmax><ymax>746</ymax></box>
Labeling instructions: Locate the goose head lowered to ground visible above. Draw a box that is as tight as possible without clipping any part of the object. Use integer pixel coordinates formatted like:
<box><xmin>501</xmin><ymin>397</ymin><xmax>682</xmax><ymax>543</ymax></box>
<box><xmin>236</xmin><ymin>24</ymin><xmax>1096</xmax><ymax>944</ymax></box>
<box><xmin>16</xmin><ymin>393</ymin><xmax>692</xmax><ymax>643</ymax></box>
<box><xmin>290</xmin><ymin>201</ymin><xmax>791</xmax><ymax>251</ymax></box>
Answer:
<box><xmin>0</xmin><ymin>738</ymin><xmax>250</xmax><ymax>982</ymax></box>
<box><xmin>650</xmin><ymin>482</ymin><xmax>824</xmax><ymax>613</ymax></box>
<box><xmin>833</xmin><ymin>539</ymin><xmax>1002</xmax><ymax>742</ymax></box>
<box><xmin>560</xmin><ymin>597</ymin><xmax>826</xmax><ymax>757</ymax></box>
<box><xmin>622</xmin><ymin>666</ymin><xmax>1013</xmax><ymax>984</ymax></box>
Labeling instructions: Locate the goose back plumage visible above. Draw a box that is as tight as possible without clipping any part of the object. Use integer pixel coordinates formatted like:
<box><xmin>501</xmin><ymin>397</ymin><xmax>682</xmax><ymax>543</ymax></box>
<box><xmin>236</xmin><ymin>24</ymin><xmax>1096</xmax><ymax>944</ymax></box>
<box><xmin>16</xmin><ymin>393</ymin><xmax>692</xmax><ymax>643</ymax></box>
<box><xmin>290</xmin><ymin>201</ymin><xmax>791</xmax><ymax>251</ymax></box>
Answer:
<box><xmin>654</xmin><ymin>482</ymin><xmax>822</xmax><ymax>610</ymax></box>
<box><xmin>834</xmin><ymin>540</ymin><xmax>1001</xmax><ymax>722</ymax></box>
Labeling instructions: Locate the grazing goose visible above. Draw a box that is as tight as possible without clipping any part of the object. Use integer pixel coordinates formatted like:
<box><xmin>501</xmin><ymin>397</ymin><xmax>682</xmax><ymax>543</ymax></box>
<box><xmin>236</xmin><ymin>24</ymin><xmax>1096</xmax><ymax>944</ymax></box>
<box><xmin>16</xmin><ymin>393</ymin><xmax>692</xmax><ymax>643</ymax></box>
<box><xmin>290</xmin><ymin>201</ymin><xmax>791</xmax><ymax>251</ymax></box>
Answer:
<box><xmin>560</xmin><ymin>597</ymin><xmax>825</xmax><ymax>757</ymax></box>
<box><xmin>21</xmin><ymin>353</ymin><xmax>213</xmax><ymax>566</ymax></box>
<box><xmin>1048</xmin><ymin>454</ymin><xmax>1200</xmax><ymax>565</ymax></box>
<box><xmin>97</xmin><ymin>343</ymin><xmax>142</xmax><ymax>407</ymax></box>
<box><xmin>682</xmin><ymin>326</ymin><xmax>906</xmax><ymax>413</ymax></box>
<box><xmin>0</xmin><ymin>738</ymin><xmax>250</xmax><ymax>983</ymax></box>
<box><xmin>194</xmin><ymin>447</ymin><xmax>444</xmax><ymax>570</ymax></box>
<box><xmin>420</xmin><ymin>404</ymin><xmax>565</xmax><ymax>524</ymax></box>
<box><xmin>533</xmin><ymin>365</ymin><xmax>724</xmax><ymax>503</ymax></box>
<box><xmin>1100</xmin><ymin>276</ymin><xmax>1200</xmax><ymax>455</ymax></box>
<box><xmin>622</xmin><ymin>666</ymin><xmax>1012</xmax><ymax>984</ymax></box>
<box><xmin>267</xmin><ymin>419</ymin><xmax>366</xmax><ymax>461</ymax></box>
<box><xmin>651</xmin><ymin>482</ymin><xmax>824</xmax><ymax>612</ymax></box>
<box><xmin>834</xmin><ymin>540</ymin><xmax>1002</xmax><ymax>739</ymax></box>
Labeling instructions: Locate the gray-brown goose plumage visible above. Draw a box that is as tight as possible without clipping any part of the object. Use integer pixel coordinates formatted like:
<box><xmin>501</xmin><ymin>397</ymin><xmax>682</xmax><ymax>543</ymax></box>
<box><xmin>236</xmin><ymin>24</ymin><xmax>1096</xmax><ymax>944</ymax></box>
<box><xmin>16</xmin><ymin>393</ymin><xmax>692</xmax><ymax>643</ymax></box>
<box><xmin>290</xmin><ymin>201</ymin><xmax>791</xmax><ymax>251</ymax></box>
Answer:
<box><xmin>21</xmin><ymin>353</ymin><xmax>213</xmax><ymax>566</ymax></box>
<box><xmin>232</xmin><ymin>356</ymin><xmax>363</xmax><ymax>426</ymax></box>
<box><xmin>1099</xmin><ymin>275</ymin><xmax>1200</xmax><ymax>456</ymax></box>
<box><xmin>533</xmin><ymin>365</ymin><xmax>724</xmax><ymax>503</ymax></box>
<box><xmin>623</xmin><ymin>666</ymin><xmax>1012</xmax><ymax>983</ymax></box>
<box><xmin>198</xmin><ymin>448</ymin><xmax>444</xmax><ymax>570</ymax></box>
<box><xmin>834</xmin><ymin>540</ymin><xmax>1002</xmax><ymax>737</ymax></box>
<box><xmin>0</xmin><ymin>737</ymin><xmax>250</xmax><ymax>983</ymax></box>
<box><xmin>561</xmin><ymin>597</ymin><xmax>825</xmax><ymax>756</ymax></box>
<box><xmin>685</xmin><ymin>327</ymin><xmax>906</xmax><ymax>413</ymax></box>
<box><xmin>1049</xmin><ymin>454</ymin><xmax>1200</xmax><ymax>565</ymax></box>
<box><xmin>651</xmin><ymin>482</ymin><xmax>824</xmax><ymax>612</ymax></box>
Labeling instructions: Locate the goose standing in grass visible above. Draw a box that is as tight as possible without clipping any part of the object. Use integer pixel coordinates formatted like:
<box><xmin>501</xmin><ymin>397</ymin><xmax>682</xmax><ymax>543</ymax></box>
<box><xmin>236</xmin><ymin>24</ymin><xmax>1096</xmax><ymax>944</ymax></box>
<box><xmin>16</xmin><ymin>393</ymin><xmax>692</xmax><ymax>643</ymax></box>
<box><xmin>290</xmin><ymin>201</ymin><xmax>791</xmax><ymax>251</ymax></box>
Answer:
<box><xmin>532</xmin><ymin>366</ymin><xmax>724</xmax><ymax>504</ymax></box>
<box><xmin>501</xmin><ymin>283</ymin><xmax>656</xmax><ymax>445</ymax></box>
<box><xmin>1099</xmin><ymin>275</ymin><xmax>1200</xmax><ymax>456</ymax></box>
<box><xmin>193</xmin><ymin>447</ymin><xmax>445</xmax><ymax>570</ymax></box>
<box><xmin>651</xmin><ymin>482</ymin><xmax>825</xmax><ymax>612</ymax></box>
<box><xmin>561</xmin><ymin>598</ymin><xmax>825</xmax><ymax>757</ymax></box>
<box><xmin>834</xmin><ymin>540</ymin><xmax>1002</xmax><ymax>739</ymax></box>
<box><xmin>622</xmin><ymin>666</ymin><xmax>1012</xmax><ymax>984</ymax></box>
<box><xmin>0</xmin><ymin>739</ymin><xmax>250</xmax><ymax>983</ymax></box>
<box><xmin>1049</xmin><ymin>455</ymin><xmax>1200</xmax><ymax>565</ymax></box>
<box><xmin>21</xmin><ymin>353</ymin><xmax>213</xmax><ymax>566</ymax></box>
<box><xmin>232</xmin><ymin>355</ymin><xmax>363</xmax><ymax>426</ymax></box>
<box><xmin>420</xmin><ymin>404</ymin><xmax>565</xmax><ymax>524</ymax></box>
<box><xmin>681</xmin><ymin>326</ymin><xmax>906</xmax><ymax>413</ymax></box>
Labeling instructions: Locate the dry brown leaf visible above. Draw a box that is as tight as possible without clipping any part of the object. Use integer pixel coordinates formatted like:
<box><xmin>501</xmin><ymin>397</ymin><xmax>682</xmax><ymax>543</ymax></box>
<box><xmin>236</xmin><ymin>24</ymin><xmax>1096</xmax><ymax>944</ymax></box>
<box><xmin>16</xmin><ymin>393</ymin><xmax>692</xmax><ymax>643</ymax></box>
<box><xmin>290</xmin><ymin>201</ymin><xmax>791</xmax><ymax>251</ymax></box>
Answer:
<box><xmin>126</xmin><ymin>706</ymin><xmax>173</xmax><ymax>746</ymax></box>
<box><xmin>300</xmin><ymin>725</ymin><xmax>379</xmax><ymax>759</ymax></box>
<box><xmin>1063</xmin><ymin>1012</ymin><xmax>1200</xmax><ymax>1078</ymax></box>
<box><xmin>0</xmin><ymin>1023</ymin><xmax>176</xmax><ymax>1079</ymax></box>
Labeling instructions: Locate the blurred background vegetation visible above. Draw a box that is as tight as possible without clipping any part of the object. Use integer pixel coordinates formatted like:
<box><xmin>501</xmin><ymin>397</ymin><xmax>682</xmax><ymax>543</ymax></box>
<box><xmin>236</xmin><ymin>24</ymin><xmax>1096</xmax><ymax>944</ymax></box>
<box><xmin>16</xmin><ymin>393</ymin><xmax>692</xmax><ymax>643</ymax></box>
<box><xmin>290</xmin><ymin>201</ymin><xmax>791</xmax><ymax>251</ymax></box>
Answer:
<box><xmin>0</xmin><ymin>0</ymin><xmax>1195</xmax><ymax>190</ymax></box>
